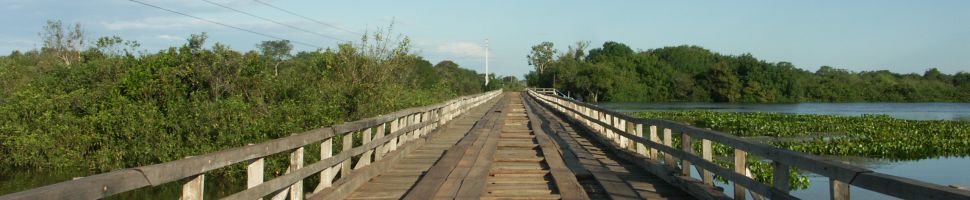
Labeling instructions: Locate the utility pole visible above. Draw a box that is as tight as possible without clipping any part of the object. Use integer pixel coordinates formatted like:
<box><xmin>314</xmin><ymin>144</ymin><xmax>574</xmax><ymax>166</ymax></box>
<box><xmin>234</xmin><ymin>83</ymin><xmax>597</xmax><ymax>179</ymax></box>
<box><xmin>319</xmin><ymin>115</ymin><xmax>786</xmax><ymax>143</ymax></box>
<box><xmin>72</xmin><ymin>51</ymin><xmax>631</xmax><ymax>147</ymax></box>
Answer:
<box><xmin>484</xmin><ymin>38</ymin><xmax>489</xmax><ymax>86</ymax></box>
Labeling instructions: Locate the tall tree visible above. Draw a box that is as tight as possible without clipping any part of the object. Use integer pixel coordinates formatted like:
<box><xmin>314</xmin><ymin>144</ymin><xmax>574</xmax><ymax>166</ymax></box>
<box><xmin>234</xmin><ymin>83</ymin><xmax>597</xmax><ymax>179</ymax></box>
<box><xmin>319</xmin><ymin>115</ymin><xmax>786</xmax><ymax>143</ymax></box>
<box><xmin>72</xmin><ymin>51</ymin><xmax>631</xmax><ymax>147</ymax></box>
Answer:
<box><xmin>257</xmin><ymin>40</ymin><xmax>293</xmax><ymax>76</ymax></box>
<box><xmin>39</xmin><ymin>20</ymin><xmax>84</xmax><ymax>65</ymax></box>
<box><xmin>527</xmin><ymin>42</ymin><xmax>556</xmax><ymax>74</ymax></box>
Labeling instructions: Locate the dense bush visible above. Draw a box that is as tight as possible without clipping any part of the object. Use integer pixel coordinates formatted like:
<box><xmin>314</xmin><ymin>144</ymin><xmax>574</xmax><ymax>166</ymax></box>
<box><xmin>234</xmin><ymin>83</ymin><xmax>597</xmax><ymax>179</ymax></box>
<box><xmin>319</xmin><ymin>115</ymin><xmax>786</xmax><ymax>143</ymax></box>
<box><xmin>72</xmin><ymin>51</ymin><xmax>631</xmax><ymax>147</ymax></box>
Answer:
<box><xmin>0</xmin><ymin>26</ymin><xmax>489</xmax><ymax>172</ymax></box>
<box><xmin>527</xmin><ymin>41</ymin><xmax>970</xmax><ymax>103</ymax></box>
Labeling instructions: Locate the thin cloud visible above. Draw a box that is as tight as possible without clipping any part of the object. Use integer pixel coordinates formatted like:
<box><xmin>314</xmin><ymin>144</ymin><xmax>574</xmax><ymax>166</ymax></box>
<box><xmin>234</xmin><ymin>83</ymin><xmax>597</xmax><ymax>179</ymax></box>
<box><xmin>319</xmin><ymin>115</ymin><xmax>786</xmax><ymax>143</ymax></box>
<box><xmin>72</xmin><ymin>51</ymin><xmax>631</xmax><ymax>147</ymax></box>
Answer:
<box><xmin>103</xmin><ymin>17</ymin><xmax>208</xmax><ymax>31</ymax></box>
<box><xmin>156</xmin><ymin>34</ymin><xmax>184</xmax><ymax>41</ymax></box>
<box><xmin>434</xmin><ymin>41</ymin><xmax>488</xmax><ymax>58</ymax></box>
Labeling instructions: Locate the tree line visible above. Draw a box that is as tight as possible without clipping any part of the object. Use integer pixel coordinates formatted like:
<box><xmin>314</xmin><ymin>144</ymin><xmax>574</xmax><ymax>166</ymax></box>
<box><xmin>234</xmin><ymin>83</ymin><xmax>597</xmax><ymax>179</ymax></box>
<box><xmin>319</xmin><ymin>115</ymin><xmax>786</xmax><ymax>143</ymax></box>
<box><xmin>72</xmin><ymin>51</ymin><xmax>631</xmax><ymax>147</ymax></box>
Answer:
<box><xmin>0</xmin><ymin>20</ymin><xmax>502</xmax><ymax>172</ymax></box>
<box><xmin>526</xmin><ymin>41</ymin><xmax>970</xmax><ymax>102</ymax></box>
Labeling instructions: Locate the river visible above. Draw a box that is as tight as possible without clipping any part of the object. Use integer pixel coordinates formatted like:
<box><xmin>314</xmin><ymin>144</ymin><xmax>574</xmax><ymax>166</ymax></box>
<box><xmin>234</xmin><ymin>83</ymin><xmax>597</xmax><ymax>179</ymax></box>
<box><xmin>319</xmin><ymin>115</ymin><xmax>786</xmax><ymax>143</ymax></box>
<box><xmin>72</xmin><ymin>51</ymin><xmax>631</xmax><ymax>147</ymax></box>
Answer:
<box><xmin>597</xmin><ymin>102</ymin><xmax>970</xmax><ymax>121</ymax></box>
<box><xmin>600</xmin><ymin>102</ymin><xmax>970</xmax><ymax>199</ymax></box>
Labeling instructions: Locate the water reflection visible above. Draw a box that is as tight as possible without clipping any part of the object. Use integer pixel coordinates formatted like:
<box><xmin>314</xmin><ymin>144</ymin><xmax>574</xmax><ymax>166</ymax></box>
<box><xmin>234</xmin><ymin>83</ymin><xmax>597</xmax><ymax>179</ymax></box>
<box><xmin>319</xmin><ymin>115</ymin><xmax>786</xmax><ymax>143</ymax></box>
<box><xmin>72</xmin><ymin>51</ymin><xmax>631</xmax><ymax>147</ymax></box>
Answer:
<box><xmin>597</xmin><ymin>102</ymin><xmax>970</xmax><ymax>121</ymax></box>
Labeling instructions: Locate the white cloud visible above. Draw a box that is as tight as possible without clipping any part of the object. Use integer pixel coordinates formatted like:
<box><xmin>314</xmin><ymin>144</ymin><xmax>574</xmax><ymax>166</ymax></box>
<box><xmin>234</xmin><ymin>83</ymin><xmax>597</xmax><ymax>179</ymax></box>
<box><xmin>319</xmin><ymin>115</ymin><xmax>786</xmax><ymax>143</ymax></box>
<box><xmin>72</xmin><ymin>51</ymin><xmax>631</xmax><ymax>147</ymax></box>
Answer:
<box><xmin>434</xmin><ymin>41</ymin><xmax>488</xmax><ymax>58</ymax></box>
<box><xmin>102</xmin><ymin>17</ymin><xmax>208</xmax><ymax>31</ymax></box>
<box><xmin>156</xmin><ymin>34</ymin><xmax>184</xmax><ymax>41</ymax></box>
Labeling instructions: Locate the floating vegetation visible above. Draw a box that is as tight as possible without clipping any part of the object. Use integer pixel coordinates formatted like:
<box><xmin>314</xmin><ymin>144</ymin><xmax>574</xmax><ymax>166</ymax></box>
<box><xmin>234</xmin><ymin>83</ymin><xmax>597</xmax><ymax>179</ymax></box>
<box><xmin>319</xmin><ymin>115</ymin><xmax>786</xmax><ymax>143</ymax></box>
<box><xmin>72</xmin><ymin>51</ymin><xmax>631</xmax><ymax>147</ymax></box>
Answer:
<box><xmin>633</xmin><ymin>111</ymin><xmax>970</xmax><ymax>190</ymax></box>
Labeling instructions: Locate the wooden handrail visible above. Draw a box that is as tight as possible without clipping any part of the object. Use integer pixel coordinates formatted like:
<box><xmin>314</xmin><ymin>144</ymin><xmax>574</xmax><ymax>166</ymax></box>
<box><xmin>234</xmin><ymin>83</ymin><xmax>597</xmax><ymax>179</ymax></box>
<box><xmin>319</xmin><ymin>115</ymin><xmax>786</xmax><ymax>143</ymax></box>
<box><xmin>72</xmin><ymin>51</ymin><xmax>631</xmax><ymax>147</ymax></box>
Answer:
<box><xmin>527</xmin><ymin>89</ymin><xmax>970</xmax><ymax>200</ymax></box>
<box><xmin>0</xmin><ymin>90</ymin><xmax>502</xmax><ymax>200</ymax></box>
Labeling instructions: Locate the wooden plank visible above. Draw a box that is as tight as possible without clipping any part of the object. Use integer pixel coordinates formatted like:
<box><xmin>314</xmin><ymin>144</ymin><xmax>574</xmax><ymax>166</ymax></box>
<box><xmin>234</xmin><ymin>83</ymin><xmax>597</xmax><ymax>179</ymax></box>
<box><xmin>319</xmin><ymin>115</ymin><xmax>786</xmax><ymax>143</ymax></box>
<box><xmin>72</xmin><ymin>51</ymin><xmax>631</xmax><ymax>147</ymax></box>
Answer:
<box><xmin>773</xmin><ymin>161</ymin><xmax>790</xmax><ymax>192</ymax></box>
<box><xmin>524</xmin><ymin>94</ymin><xmax>639</xmax><ymax>200</ymax></box>
<box><xmin>248</xmin><ymin>157</ymin><xmax>264</xmax><ymax>189</ymax></box>
<box><xmin>663</xmin><ymin>128</ymin><xmax>675</xmax><ymax>168</ymax></box>
<box><xmin>830</xmin><ymin>178</ymin><xmax>850</xmax><ymax>200</ymax></box>
<box><xmin>681</xmin><ymin>133</ymin><xmax>693</xmax><ymax>176</ymax></box>
<box><xmin>181</xmin><ymin>174</ymin><xmax>203</xmax><ymax>200</ymax></box>
<box><xmin>403</xmin><ymin>95</ymin><xmax>509</xmax><ymax>200</ymax></box>
<box><xmin>226</xmin><ymin>116</ymin><xmax>451</xmax><ymax>200</ymax></box>
<box><xmin>374</xmin><ymin>123</ymin><xmax>386</xmax><ymax>161</ymax></box>
<box><xmin>454</xmin><ymin>108</ymin><xmax>506</xmax><ymax>199</ymax></box>
<box><xmin>522</xmin><ymin>93</ymin><xmax>589</xmax><ymax>200</ymax></box>
<box><xmin>649</xmin><ymin>125</ymin><xmax>659</xmax><ymax>159</ymax></box>
<box><xmin>735</xmin><ymin>149</ymin><xmax>748</xmax><ymax>200</ymax></box>
<box><xmin>702</xmin><ymin>139</ymin><xmax>714</xmax><ymax>185</ymax></box>
<box><xmin>355</xmin><ymin>128</ymin><xmax>373</xmax><ymax>169</ymax></box>
<box><xmin>528</xmin><ymin>91</ymin><xmax>734</xmax><ymax>200</ymax></box>
<box><xmin>635</xmin><ymin>123</ymin><xmax>646</xmax><ymax>156</ymax></box>
<box><xmin>289</xmin><ymin>147</ymin><xmax>304</xmax><ymax>200</ymax></box>
<box><xmin>314</xmin><ymin>138</ymin><xmax>334</xmax><ymax>193</ymax></box>
<box><xmin>342</xmin><ymin>132</ymin><xmax>353</xmax><ymax>178</ymax></box>
<box><xmin>310</xmin><ymin>94</ymin><xmax>503</xmax><ymax>200</ymax></box>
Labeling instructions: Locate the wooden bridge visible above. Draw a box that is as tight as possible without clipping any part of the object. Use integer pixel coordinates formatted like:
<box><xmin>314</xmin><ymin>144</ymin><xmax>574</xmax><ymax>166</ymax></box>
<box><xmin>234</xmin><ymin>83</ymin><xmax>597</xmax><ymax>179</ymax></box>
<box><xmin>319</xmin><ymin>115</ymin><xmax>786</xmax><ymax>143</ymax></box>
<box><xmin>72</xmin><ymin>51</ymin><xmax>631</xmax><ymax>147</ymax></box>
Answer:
<box><xmin>3</xmin><ymin>89</ymin><xmax>970</xmax><ymax>200</ymax></box>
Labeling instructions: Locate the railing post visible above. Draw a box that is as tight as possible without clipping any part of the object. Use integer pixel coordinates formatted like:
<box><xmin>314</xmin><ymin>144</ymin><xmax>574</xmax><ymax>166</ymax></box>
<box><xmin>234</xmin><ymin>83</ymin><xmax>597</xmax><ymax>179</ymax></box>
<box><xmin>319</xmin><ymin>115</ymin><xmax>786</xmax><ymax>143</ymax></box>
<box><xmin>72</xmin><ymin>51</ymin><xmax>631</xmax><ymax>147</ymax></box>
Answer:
<box><xmin>773</xmin><ymin>161</ymin><xmax>791</xmax><ymax>192</ymax></box>
<box><xmin>618</xmin><ymin>119</ymin><xmax>628</xmax><ymax>149</ymax></box>
<box><xmin>649</xmin><ymin>125</ymin><xmax>659</xmax><ymax>159</ymax></box>
<box><xmin>663</xmin><ymin>128</ymin><xmax>675</xmax><ymax>168</ymax></box>
<box><xmin>356</xmin><ymin>128</ymin><xmax>373</xmax><ymax>169</ymax></box>
<box><xmin>390</xmin><ymin>118</ymin><xmax>399</xmax><ymax>151</ymax></box>
<box><xmin>374</xmin><ymin>124</ymin><xmax>386</xmax><ymax>161</ymax></box>
<box><xmin>289</xmin><ymin>147</ymin><xmax>304</xmax><ymax>200</ymax></box>
<box><xmin>702</xmin><ymin>139</ymin><xmax>714</xmax><ymax>185</ymax></box>
<box><xmin>735</xmin><ymin>149</ymin><xmax>748</xmax><ymax>200</ymax></box>
<box><xmin>248</xmin><ymin>157</ymin><xmax>264</xmax><ymax>189</ymax></box>
<box><xmin>342</xmin><ymin>132</ymin><xmax>353</xmax><ymax>178</ymax></box>
<box><xmin>182</xmin><ymin>174</ymin><xmax>205</xmax><ymax>200</ymax></box>
<box><xmin>314</xmin><ymin>138</ymin><xmax>334</xmax><ymax>193</ymax></box>
<box><xmin>635</xmin><ymin>123</ymin><xmax>646</xmax><ymax>156</ymax></box>
<box><xmin>681</xmin><ymin>133</ymin><xmax>693</xmax><ymax>176</ymax></box>
<box><xmin>831</xmin><ymin>178</ymin><xmax>850</xmax><ymax>200</ymax></box>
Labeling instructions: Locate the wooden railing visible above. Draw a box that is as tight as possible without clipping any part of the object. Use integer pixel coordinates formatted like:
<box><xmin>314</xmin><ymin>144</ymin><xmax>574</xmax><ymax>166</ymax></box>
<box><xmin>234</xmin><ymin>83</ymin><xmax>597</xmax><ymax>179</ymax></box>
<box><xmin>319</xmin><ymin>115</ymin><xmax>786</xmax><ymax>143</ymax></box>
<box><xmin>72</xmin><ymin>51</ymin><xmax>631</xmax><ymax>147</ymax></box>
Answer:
<box><xmin>527</xmin><ymin>89</ymin><xmax>970</xmax><ymax>200</ymax></box>
<box><xmin>0</xmin><ymin>90</ymin><xmax>502</xmax><ymax>200</ymax></box>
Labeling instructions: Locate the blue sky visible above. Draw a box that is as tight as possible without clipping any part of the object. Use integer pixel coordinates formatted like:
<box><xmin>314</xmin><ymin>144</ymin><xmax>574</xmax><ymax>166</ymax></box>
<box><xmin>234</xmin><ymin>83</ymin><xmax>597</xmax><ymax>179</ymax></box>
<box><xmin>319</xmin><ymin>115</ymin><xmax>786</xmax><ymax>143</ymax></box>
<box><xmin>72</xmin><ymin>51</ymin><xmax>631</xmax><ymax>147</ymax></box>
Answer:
<box><xmin>1</xmin><ymin>0</ymin><xmax>968</xmax><ymax>77</ymax></box>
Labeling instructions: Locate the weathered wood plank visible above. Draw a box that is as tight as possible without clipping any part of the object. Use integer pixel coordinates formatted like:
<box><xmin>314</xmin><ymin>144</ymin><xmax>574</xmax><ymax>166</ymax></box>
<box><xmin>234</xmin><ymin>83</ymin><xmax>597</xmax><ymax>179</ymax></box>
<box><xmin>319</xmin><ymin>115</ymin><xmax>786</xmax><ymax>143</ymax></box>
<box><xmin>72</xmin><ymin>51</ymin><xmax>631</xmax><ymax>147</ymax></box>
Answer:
<box><xmin>735</xmin><ymin>149</ymin><xmax>748</xmax><ymax>200</ymax></box>
<box><xmin>830</xmin><ymin>178</ymin><xmax>849</xmax><ymax>200</ymax></box>
<box><xmin>181</xmin><ymin>174</ymin><xmax>203</xmax><ymax>200</ymax></box>
<box><xmin>453</xmin><ymin>110</ymin><xmax>505</xmax><ymax>199</ymax></box>
<box><xmin>248</xmin><ymin>157</ymin><xmax>264</xmax><ymax>189</ymax></box>
<box><xmin>522</xmin><ymin>93</ymin><xmax>589</xmax><ymax>200</ymax></box>
<box><xmin>702</xmin><ymin>139</ymin><xmax>714</xmax><ymax>185</ymax></box>
<box><xmin>403</xmin><ymin>94</ymin><xmax>508</xmax><ymax>200</ymax></box>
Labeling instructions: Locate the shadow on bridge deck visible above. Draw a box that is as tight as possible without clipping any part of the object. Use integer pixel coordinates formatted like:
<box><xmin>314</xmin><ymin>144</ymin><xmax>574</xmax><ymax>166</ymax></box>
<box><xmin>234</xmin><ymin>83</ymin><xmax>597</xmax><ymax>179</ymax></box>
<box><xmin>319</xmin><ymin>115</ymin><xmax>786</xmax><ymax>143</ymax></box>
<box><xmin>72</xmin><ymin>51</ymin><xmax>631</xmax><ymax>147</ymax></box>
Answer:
<box><xmin>332</xmin><ymin>92</ymin><xmax>694</xmax><ymax>200</ymax></box>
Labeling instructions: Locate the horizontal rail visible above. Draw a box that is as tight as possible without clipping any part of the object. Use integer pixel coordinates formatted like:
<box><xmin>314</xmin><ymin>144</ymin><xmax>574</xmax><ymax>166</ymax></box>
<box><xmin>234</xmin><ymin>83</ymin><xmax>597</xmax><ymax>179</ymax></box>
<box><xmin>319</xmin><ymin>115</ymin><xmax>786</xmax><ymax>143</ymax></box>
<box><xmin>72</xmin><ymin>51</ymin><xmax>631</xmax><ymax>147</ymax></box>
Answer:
<box><xmin>527</xmin><ymin>89</ymin><xmax>970</xmax><ymax>200</ymax></box>
<box><xmin>0</xmin><ymin>90</ymin><xmax>502</xmax><ymax>200</ymax></box>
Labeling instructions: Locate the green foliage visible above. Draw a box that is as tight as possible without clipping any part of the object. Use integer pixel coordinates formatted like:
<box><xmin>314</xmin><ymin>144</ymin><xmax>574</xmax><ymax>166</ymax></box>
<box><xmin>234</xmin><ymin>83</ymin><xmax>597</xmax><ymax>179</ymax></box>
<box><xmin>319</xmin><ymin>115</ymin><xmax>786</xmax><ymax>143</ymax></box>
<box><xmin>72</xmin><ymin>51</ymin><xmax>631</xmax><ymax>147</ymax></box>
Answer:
<box><xmin>527</xmin><ymin>42</ymin><xmax>970</xmax><ymax>103</ymax></box>
<box><xmin>637</xmin><ymin>111</ymin><xmax>970</xmax><ymax>190</ymax></box>
<box><xmin>527</xmin><ymin>42</ymin><xmax>556</xmax><ymax>74</ymax></box>
<box><xmin>634</xmin><ymin>111</ymin><xmax>970</xmax><ymax>159</ymax></box>
<box><xmin>0</xmin><ymin>23</ymin><xmax>491</xmax><ymax>173</ymax></box>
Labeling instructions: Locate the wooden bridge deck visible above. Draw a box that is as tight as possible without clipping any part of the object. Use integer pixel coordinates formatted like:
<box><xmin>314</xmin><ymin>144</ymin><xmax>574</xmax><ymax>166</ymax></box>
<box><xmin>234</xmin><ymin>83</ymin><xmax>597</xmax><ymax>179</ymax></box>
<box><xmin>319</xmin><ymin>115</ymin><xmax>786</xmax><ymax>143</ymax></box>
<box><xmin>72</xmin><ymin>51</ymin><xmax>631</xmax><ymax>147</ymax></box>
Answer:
<box><xmin>342</xmin><ymin>92</ymin><xmax>691</xmax><ymax>200</ymax></box>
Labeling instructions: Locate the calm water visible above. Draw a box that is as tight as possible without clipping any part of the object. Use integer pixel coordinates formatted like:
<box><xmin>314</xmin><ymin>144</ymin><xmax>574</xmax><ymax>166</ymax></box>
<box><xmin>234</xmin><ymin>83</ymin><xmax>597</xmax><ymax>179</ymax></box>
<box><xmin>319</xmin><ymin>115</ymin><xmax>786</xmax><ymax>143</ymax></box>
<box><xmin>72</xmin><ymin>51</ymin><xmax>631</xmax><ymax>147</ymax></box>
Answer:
<box><xmin>607</xmin><ymin>102</ymin><xmax>970</xmax><ymax>199</ymax></box>
<box><xmin>597</xmin><ymin>102</ymin><xmax>970</xmax><ymax>121</ymax></box>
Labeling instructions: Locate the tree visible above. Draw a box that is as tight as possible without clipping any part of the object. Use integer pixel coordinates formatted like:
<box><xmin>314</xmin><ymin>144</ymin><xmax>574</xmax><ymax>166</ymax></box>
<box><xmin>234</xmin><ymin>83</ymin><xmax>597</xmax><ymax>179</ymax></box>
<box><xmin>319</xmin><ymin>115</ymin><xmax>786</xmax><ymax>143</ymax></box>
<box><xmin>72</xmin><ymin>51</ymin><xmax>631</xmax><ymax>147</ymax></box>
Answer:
<box><xmin>704</xmin><ymin>62</ymin><xmax>742</xmax><ymax>102</ymax></box>
<box><xmin>187</xmin><ymin>32</ymin><xmax>208</xmax><ymax>54</ymax></box>
<box><xmin>586</xmin><ymin>41</ymin><xmax>634</xmax><ymax>63</ymax></box>
<box><xmin>39</xmin><ymin>20</ymin><xmax>85</xmax><ymax>65</ymax></box>
<box><xmin>567</xmin><ymin>41</ymin><xmax>590</xmax><ymax>62</ymax></box>
<box><xmin>923</xmin><ymin>68</ymin><xmax>943</xmax><ymax>81</ymax></box>
<box><xmin>257</xmin><ymin>40</ymin><xmax>293</xmax><ymax>76</ymax></box>
<box><xmin>527</xmin><ymin>42</ymin><xmax>556</xmax><ymax>74</ymax></box>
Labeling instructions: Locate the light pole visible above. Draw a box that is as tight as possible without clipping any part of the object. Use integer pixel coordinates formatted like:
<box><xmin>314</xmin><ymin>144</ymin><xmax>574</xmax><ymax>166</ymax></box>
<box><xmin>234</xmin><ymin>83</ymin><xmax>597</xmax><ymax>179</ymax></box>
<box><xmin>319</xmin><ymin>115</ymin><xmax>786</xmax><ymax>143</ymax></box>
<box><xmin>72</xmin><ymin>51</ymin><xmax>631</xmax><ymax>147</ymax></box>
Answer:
<box><xmin>484</xmin><ymin>38</ymin><xmax>489</xmax><ymax>86</ymax></box>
